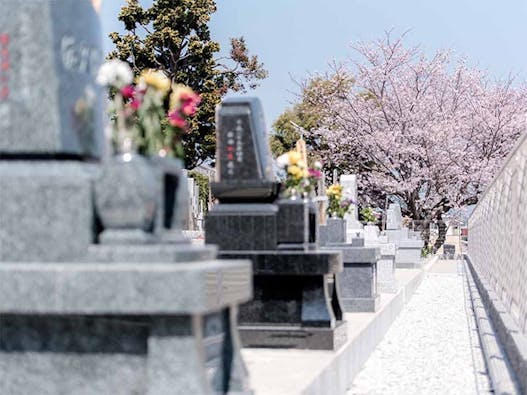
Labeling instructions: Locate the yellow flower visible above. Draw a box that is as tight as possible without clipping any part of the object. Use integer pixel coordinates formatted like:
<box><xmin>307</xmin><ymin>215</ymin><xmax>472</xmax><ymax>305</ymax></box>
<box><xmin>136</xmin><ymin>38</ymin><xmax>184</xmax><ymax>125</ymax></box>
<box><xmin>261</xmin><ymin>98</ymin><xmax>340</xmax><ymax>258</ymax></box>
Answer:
<box><xmin>137</xmin><ymin>69</ymin><xmax>171</xmax><ymax>95</ymax></box>
<box><xmin>288</xmin><ymin>165</ymin><xmax>303</xmax><ymax>180</ymax></box>
<box><xmin>297</xmin><ymin>160</ymin><xmax>307</xmax><ymax>169</ymax></box>
<box><xmin>326</xmin><ymin>184</ymin><xmax>343</xmax><ymax>196</ymax></box>
<box><xmin>288</xmin><ymin>151</ymin><xmax>301</xmax><ymax>166</ymax></box>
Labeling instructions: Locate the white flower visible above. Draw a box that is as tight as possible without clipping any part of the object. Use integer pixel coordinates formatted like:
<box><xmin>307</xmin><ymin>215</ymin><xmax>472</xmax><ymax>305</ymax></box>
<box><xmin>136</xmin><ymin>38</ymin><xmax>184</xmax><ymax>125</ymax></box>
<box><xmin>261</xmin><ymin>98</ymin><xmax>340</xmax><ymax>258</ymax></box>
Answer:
<box><xmin>314</xmin><ymin>161</ymin><xmax>322</xmax><ymax>170</ymax></box>
<box><xmin>276</xmin><ymin>153</ymin><xmax>290</xmax><ymax>168</ymax></box>
<box><xmin>96</xmin><ymin>60</ymin><xmax>133</xmax><ymax>89</ymax></box>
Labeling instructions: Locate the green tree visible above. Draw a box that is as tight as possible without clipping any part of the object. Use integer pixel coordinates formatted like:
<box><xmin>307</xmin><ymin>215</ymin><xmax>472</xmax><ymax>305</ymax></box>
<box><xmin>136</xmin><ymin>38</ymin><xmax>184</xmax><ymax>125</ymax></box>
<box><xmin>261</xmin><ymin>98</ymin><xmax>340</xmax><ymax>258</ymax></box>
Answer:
<box><xmin>108</xmin><ymin>0</ymin><xmax>267</xmax><ymax>168</ymax></box>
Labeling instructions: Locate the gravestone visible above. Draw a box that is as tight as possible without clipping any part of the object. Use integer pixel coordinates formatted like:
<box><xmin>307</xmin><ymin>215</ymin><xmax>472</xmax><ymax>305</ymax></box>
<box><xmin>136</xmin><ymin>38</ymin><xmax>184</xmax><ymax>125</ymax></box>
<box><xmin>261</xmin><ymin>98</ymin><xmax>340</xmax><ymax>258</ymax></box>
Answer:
<box><xmin>0</xmin><ymin>0</ymin><xmax>104</xmax><ymax>158</ymax></box>
<box><xmin>0</xmin><ymin>2</ymin><xmax>253</xmax><ymax>393</ymax></box>
<box><xmin>206</xmin><ymin>97</ymin><xmax>347</xmax><ymax>350</ymax></box>
<box><xmin>384</xmin><ymin>203</ymin><xmax>424</xmax><ymax>268</ymax></box>
<box><xmin>211</xmin><ymin>97</ymin><xmax>279</xmax><ymax>202</ymax></box>
<box><xmin>340</xmin><ymin>174</ymin><xmax>363</xmax><ymax>240</ymax></box>
<box><xmin>363</xmin><ymin>224</ymin><xmax>398</xmax><ymax>293</ymax></box>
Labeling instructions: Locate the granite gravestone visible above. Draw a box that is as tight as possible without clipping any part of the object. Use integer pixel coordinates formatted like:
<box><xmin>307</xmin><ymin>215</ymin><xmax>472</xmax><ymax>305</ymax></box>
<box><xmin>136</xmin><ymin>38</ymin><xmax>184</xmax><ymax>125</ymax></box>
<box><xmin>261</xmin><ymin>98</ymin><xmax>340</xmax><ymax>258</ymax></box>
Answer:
<box><xmin>364</xmin><ymin>225</ymin><xmax>398</xmax><ymax>293</ymax></box>
<box><xmin>206</xmin><ymin>97</ymin><xmax>347</xmax><ymax>350</ymax></box>
<box><xmin>384</xmin><ymin>203</ymin><xmax>424</xmax><ymax>268</ymax></box>
<box><xmin>340</xmin><ymin>174</ymin><xmax>363</xmax><ymax>240</ymax></box>
<box><xmin>0</xmin><ymin>0</ymin><xmax>104</xmax><ymax>158</ymax></box>
<box><xmin>0</xmin><ymin>2</ymin><xmax>254</xmax><ymax>393</ymax></box>
<box><xmin>0</xmin><ymin>0</ymin><xmax>103</xmax><ymax>262</ymax></box>
<box><xmin>211</xmin><ymin>97</ymin><xmax>279</xmax><ymax>202</ymax></box>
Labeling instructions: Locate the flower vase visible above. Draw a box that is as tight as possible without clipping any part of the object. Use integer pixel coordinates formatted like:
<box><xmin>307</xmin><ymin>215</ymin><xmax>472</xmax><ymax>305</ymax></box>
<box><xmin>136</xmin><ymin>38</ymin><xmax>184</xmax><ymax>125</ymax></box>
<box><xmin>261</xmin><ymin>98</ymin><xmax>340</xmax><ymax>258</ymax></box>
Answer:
<box><xmin>94</xmin><ymin>133</ymin><xmax>158</xmax><ymax>244</ymax></box>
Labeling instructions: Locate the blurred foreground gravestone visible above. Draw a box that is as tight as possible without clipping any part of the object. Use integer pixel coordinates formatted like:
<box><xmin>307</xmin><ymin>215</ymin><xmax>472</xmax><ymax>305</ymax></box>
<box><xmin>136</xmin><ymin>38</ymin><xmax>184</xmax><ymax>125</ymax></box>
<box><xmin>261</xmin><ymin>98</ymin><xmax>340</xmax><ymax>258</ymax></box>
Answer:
<box><xmin>0</xmin><ymin>2</ymin><xmax>252</xmax><ymax>394</ymax></box>
<box><xmin>206</xmin><ymin>98</ymin><xmax>347</xmax><ymax>350</ymax></box>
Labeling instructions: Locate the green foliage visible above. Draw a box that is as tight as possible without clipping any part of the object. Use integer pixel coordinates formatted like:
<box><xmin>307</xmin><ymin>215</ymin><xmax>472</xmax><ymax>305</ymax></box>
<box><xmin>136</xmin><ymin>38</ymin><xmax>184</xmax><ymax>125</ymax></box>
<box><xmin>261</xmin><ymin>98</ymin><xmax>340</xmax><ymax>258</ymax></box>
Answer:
<box><xmin>188</xmin><ymin>170</ymin><xmax>210</xmax><ymax>212</ymax></box>
<box><xmin>108</xmin><ymin>0</ymin><xmax>267</xmax><ymax>168</ymax></box>
<box><xmin>421</xmin><ymin>245</ymin><xmax>434</xmax><ymax>257</ymax></box>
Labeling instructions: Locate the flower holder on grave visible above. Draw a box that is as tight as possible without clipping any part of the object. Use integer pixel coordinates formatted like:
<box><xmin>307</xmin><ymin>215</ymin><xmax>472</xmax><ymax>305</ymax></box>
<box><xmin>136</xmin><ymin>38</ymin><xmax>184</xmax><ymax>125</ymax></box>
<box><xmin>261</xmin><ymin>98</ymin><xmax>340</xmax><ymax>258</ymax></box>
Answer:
<box><xmin>206</xmin><ymin>98</ymin><xmax>347</xmax><ymax>351</ymax></box>
<box><xmin>0</xmin><ymin>3</ymin><xmax>253</xmax><ymax>393</ymax></box>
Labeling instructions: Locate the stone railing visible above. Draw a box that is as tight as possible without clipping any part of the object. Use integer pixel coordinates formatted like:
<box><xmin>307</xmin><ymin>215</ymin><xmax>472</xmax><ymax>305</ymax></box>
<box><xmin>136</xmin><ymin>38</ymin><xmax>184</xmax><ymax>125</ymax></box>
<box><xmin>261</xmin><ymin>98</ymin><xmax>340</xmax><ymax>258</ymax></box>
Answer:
<box><xmin>468</xmin><ymin>133</ymin><xmax>527</xmax><ymax>335</ymax></box>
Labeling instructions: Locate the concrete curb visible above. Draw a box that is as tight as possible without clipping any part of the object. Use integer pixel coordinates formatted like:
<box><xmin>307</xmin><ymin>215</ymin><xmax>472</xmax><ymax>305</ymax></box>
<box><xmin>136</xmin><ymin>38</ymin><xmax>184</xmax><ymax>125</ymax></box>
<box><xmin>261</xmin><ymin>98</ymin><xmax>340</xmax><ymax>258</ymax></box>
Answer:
<box><xmin>464</xmin><ymin>255</ymin><xmax>524</xmax><ymax>394</ymax></box>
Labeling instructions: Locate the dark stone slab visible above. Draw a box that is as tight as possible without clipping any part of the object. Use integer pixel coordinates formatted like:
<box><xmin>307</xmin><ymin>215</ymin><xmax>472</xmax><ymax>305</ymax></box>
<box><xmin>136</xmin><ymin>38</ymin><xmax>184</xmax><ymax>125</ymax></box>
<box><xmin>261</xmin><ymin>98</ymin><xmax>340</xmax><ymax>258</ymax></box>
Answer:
<box><xmin>239</xmin><ymin>320</ymin><xmax>348</xmax><ymax>351</ymax></box>
<box><xmin>319</xmin><ymin>218</ymin><xmax>347</xmax><ymax>246</ymax></box>
<box><xmin>0</xmin><ymin>309</ymin><xmax>251</xmax><ymax>395</ymax></box>
<box><xmin>205</xmin><ymin>203</ymin><xmax>278</xmax><ymax>250</ymax></box>
<box><xmin>276</xmin><ymin>199</ymin><xmax>318</xmax><ymax>250</ymax></box>
<box><xmin>212</xmin><ymin>97</ymin><xmax>279</xmax><ymax>203</ymax></box>
<box><xmin>219</xmin><ymin>250</ymin><xmax>342</xmax><ymax>275</ymax></box>
<box><xmin>0</xmin><ymin>0</ymin><xmax>104</xmax><ymax>159</ymax></box>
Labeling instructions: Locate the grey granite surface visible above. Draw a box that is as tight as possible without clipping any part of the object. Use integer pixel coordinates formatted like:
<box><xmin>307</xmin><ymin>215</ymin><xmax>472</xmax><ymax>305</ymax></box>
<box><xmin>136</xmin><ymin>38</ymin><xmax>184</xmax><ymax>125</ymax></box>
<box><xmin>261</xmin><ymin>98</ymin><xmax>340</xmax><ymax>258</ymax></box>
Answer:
<box><xmin>0</xmin><ymin>0</ymin><xmax>104</xmax><ymax>159</ymax></box>
<box><xmin>0</xmin><ymin>161</ymin><xmax>95</xmax><ymax>262</ymax></box>
<box><xmin>0</xmin><ymin>260</ymin><xmax>252</xmax><ymax>314</ymax></box>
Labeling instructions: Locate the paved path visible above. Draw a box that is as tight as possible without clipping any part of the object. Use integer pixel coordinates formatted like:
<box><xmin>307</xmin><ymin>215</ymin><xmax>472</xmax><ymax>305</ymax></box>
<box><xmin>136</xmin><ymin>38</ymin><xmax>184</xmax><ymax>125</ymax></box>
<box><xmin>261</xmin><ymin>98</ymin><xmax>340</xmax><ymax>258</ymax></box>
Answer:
<box><xmin>348</xmin><ymin>260</ymin><xmax>491</xmax><ymax>395</ymax></box>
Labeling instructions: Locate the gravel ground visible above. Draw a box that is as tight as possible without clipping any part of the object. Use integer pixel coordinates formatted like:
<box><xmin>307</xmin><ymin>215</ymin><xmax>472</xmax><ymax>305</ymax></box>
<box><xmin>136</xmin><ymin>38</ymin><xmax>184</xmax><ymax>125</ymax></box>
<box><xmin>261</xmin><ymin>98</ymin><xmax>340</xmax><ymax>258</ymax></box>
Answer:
<box><xmin>348</xmin><ymin>261</ymin><xmax>492</xmax><ymax>395</ymax></box>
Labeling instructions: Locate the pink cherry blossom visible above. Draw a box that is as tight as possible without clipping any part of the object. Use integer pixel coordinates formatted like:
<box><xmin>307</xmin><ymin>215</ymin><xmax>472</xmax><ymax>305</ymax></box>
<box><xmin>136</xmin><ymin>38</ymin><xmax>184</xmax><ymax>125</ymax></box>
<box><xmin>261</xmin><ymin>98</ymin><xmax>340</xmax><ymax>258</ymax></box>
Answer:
<box><xmin>303</xmin><ymin>33</ymin><xmax>527</xmax><ymax>228</ymax></box>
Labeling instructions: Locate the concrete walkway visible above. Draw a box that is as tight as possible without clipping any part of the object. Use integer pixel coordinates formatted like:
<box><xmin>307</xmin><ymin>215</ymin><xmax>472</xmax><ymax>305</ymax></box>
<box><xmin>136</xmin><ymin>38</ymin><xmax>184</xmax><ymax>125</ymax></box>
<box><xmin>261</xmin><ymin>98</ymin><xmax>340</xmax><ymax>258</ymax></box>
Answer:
<box><xmin>348</xmin><ymin>260</ymin><xmax>492</xmax><ymax>395</ymax></box>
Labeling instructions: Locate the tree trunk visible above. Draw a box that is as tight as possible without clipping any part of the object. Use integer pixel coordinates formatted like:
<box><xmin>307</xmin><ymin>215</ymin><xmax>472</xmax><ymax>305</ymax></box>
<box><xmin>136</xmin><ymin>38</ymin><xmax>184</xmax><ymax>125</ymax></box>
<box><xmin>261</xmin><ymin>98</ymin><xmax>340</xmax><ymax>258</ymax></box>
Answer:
<box><xmin>433</xmin><ymin>220</ymin><xmax>447</xmax><ymax>253</ymax></box>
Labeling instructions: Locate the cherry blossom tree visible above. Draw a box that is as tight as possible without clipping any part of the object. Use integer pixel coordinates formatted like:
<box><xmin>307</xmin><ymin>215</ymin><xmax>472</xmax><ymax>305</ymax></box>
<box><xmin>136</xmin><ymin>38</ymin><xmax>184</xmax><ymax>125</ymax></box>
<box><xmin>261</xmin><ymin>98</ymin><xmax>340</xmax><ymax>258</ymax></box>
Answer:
<box><xmin>303</xmin><ymin>33</ymin><xmax>527</xmax><ymax>249</ymax></box>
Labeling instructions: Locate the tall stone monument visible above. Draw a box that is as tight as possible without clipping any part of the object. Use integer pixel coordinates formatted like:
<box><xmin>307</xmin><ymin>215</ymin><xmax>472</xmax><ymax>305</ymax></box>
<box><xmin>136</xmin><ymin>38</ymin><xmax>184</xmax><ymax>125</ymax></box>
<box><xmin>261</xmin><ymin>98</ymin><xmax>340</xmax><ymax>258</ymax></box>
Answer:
<box><xmin>0</xmin><ymin>2</ymin><xmax>253</xmax><ymax>393</ymax></box>
<box><xmin>206</xmin><ymin>98</ymin><xmax>347</xmax><ymax>350</ymax></box>
<box><xmin>340</xmin><ymin>174</ymin><xmax>364</xmax><ymax>241</ymax></box>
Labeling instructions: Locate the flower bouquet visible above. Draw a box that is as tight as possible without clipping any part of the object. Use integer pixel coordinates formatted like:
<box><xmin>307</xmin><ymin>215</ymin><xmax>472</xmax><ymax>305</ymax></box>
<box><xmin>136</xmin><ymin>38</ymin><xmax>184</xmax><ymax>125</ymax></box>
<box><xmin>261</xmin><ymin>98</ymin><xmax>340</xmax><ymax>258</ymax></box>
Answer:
<box><xmin>326</xmin><ymin>184</ymin><xmax>355</xmax><ymax>218</ymax></box>
<box><xmin>276</xmin><ymin>150</ymin><xmax>322</xmax><ymax>199</ymax></box>
<box><xmin>96</xmin><ymin>60</ymin><xmax>200</xmax><ymax>158</ymax></box>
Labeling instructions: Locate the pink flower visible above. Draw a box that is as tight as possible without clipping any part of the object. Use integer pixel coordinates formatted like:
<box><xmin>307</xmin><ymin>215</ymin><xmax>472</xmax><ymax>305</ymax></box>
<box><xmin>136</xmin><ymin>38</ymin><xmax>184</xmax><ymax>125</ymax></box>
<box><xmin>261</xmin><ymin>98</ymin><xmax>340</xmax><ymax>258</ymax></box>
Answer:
<box><xmin>130</xmin><ymin>98</ymin><xmax>141</xmax><ymax>110</ymax></box>
<box><xmin>308</xmin><ymin>168</ymin><xmax>322</xmax><ymax>179</ymax></box>
<box><xmin>168</xmin><ymin>110</ymin><xmax>187</xmax><ymax>129</ymax></box>
<box><xmin>120</xmin><ymin>85</ymin><xmax>135</xmax><ymax>99</ymax></box>
<box><xmin>180</xmin><ymin>92</ymin><xmax>201</xmax><ymax>116</ymax></box>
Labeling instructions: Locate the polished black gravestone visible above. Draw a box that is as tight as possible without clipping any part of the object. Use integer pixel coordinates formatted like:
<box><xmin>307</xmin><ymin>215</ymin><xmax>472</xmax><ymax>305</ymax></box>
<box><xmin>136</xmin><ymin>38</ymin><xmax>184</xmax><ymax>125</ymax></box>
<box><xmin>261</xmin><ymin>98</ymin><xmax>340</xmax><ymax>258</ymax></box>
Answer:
<box><xmin>210</xmin><ymin>97</ymin><xmax>280</xmax><ymax>203</ymax></box>
<box><xmin>206</xmin><ymin>97</ymin><xmax>346</xmax><ymax>351</ymax></box>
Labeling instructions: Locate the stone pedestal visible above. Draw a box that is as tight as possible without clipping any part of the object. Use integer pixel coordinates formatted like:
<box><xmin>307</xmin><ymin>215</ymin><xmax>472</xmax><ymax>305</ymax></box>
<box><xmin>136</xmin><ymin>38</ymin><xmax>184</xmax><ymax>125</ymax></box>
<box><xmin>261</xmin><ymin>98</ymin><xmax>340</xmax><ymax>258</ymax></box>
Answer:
<box><xmin>324</xmin><ymin>243</ymin><xmax>381</xmax><ymax>312</ymax></box>
<box><xmin>395</xmin><ymin>239</ymin><xmax>424</xmax><ymax>268</ymax></box>
<box><xmin>220</xmin><ymin>251</ymin><xmax>346</xmax><ymax>350</ymax></box>
<box><xmin>372</xmin><ymin>243</ymin><xmax>398</xmax><ymax>293</ymax></box>
<box><xmin>0</xmin><ymin>161</ymin><xmax>95</xmax><ymax>264</ymax></box>
<box><xmin>0</xmin><ymin>258</ymin><xmax>253</xmax><ymax>395</ymax></box>
<box><xmin>319</xmin><ymin>218</ymin><xmax>347</xmax><ymax>246</ymax></box>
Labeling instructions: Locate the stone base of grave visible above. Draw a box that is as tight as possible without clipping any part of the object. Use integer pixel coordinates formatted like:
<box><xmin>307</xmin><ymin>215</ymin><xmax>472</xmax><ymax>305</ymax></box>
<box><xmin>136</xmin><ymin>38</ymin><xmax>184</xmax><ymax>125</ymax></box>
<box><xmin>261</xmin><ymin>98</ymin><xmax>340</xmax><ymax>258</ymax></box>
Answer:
<box><xmin>324</xmin><ymin>244</ymin><xmax>381</xmax><ymax>313</ymax></box>
<box><xmin>340</xmin><ymin>294</ymin><xmax>381</xmax><ymax>312</ymax></box>
<box><xmin>211</xmin><ymin>180</ymin><xmax>281</xmax><ymax>203</ymax></box>
<box><xmin>239</xmin><ymin>321</ymin><xmax>348</xmax><ymax>351</ymax></box>
<box><xmin>395</xmin><ymin>240</ymin><xmax>424</xmax><ymax>268</ymax></box>
<box><xmin>206</xmin><ymin>204</ymin><xmax>278</xmax><ymax>250</ymax></box>
<box><xmin>0</xmin><ymin>161</ymin><xmax>95</xmax><ymax>262</ymax></box>
<box><xmin>319</xmin><ymin>218</ymin><xmax>347</xmax><ymax>246</ymax></box>
<box><xmin>366</xmin><ymin>242</ymin><xmax>398</xmax><ymax>294</ymax></box>
<box><xmin>377</xmin><ymin>257</ymin><xmax>399</xmax><ymax>293</ymax></box>
<box><xmin>219</xmin><ymin>251</ymin><xmax>347</xmax><ymax>351</ymax></box>
<box><xmin>276</xmin><ymin>199</ymin><xmax>318</xmax><ymax>250</ymax></box>
<box><xmin>0</xmin><ymin>259</ymin><xmax>253</xmax><ymax>395</ymax></box>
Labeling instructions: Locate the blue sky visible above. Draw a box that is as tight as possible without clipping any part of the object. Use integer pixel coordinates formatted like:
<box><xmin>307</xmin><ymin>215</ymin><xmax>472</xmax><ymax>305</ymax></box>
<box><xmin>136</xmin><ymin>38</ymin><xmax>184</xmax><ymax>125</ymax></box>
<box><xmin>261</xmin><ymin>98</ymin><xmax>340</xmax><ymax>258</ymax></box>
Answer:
<box><xmin>101</xmin><ymin>0</ymin><xmax>527</xmax><ymax>129</ymax></box>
